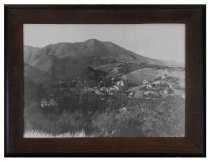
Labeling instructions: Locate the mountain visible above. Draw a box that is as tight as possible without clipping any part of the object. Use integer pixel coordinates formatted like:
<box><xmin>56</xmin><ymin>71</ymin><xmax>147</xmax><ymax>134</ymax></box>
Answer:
<box><xmin>24</xmin><ymin>63</ymin><xmax>53</xmax><ymax>84</ymax></box>
<box><xmin>24</xmin><ymin>39</ymin><xmax>183</xmax><ymax>80</ymax></box>
<box><xmin>24</xmin><ymin>45</ymin><xmax>42</xmax><ymax>66</ymax></box>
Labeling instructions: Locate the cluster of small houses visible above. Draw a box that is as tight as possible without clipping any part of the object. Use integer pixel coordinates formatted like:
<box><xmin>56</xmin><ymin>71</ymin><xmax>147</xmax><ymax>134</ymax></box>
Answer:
<box><xmin>40</xmin><ymin>98</ymin><xmax>57</xmax><ymax>108</ymax></box>
<box><xmin>98</xmin><ymin>78</ymin><xmax>176</xmax><ymax>98</ymax></box>
<box><xmin>99</xmin><ymin>79</ymin><xmax>125</xmax><ymax>95</ymax></box>
<box><xmin>40</xmin><ymin>76</ymin><xmax>184</xmax><ymax>108</ymax></box>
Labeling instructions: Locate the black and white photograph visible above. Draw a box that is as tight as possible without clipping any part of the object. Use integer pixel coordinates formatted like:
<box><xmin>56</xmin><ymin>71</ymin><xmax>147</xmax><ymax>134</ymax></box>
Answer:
<box><xmin>23</xmin><ymin>24</ymin><xmax>185</xmax><ymax>137</ymax></box>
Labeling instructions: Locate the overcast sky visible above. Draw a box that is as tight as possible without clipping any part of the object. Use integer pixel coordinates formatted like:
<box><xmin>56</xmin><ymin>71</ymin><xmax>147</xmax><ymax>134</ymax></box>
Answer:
<box><xmin>24</xmin><ymin>24</ymin><xmax>185</xmax><ymax>63</ymax></box>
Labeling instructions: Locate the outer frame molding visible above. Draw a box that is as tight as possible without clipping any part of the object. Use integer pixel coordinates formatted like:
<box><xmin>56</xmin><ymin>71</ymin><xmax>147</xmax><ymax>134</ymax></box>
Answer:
<box><xmin>4</xmin><ymin>5</ymin><xmax>206</xmax><ymax>157</ymax></box>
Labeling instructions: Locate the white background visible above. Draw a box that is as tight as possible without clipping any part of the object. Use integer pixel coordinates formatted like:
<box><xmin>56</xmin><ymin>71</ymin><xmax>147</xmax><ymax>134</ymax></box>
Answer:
<box><xmin>0</xmin><ymin>0</ymin><xmax>208</xmax><ymax>161</ymax></box>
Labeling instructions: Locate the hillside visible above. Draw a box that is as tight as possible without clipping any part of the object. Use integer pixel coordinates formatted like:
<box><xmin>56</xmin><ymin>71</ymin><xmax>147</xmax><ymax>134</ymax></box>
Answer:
<box><xmin>24</xmin><ymin>39</ymin><xmax>185</xmax><ymax>137</ymax></box>
<box><xmin>24</xmin><ymin>63</ymin><xmax>53</xmax><ymax>84</ymax></box>
<box><xmin>24</xmin><ymin>39</ymin><xmax>183</xmax><ymax>80</ymax></box>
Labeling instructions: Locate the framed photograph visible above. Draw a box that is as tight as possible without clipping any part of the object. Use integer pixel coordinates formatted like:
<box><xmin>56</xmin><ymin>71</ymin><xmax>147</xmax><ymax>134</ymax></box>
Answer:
<box><xmin>4</xmin><ymin>5</ymin><xmax>206</xmax><ymax>157</ymax></box>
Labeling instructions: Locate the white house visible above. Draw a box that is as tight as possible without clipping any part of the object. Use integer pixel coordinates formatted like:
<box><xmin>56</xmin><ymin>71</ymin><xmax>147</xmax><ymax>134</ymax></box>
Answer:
<box><xmin>40</xmin><ymin>98</ymin><xmax>57</xmax><ymax>108</ymax></box>
<box><xmin>143</xmin><ymin>80</ymin><xmax>148</xmax><ymax>85</ymax></box>
<box><xmin>116</xmin><ymin>80</ymin><xmax>124</xmax><ymax>87</ymax></box>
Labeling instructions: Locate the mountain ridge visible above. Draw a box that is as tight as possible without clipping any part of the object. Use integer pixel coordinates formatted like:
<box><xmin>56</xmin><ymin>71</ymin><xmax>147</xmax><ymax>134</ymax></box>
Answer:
<box><xmin>24</xmin><ymin>39</ymin><xmax>184</xmax><ymax>80</ymax></box>
<box><xmin>25</xmin><ymin>39</ymin><xmax>183</xmax><ymax>64</ymax></box>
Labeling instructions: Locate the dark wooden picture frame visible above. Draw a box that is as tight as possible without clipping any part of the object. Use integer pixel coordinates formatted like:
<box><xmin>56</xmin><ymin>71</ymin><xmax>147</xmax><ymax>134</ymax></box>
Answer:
<box><xmin>4</xmin><ymin>5</ymin><xmax>206</xmax><ymax>157</ymax></box>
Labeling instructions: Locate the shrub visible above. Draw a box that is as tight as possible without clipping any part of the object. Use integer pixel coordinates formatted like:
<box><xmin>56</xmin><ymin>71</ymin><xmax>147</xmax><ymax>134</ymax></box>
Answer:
<box><xmin>92</xmin><ymin>96</ymin><xmax>185</xmax><ymax>137</ymax></box>
<box><xmin>92</xmin><ymin>105</ymin><xmax>144</xmax><ymax>137</ymax></box>
<box><xmin>55</xmin><ymin>110</ymin><xmax>84</xmax><ymax>134</ymax></box>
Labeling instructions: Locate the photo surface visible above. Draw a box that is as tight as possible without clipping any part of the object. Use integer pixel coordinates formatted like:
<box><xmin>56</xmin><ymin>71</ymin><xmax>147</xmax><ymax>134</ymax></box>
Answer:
<box><xmin>23</xmin><ymin>24</ymin><xmax>185</xmax><ymax>137</ymax></box>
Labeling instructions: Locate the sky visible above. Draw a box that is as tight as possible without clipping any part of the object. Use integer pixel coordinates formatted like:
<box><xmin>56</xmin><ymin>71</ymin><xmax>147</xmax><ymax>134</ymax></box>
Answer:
<box><xmin>24</xmin><ymin>24</ymin><xmax>185</xmax><ymax>63</ymax></box>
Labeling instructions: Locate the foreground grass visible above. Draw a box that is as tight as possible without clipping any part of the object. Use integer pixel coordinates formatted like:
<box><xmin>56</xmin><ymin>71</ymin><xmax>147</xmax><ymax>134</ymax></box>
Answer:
<box><xmin>24</xmin><ymin>95</ymin><xmax>185</xmax><ymax>137</ymax></box>
<box><xmin>24</xmin><ymin>129</ymin><xmax>95</xmax><ymax>138</ymax></box>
